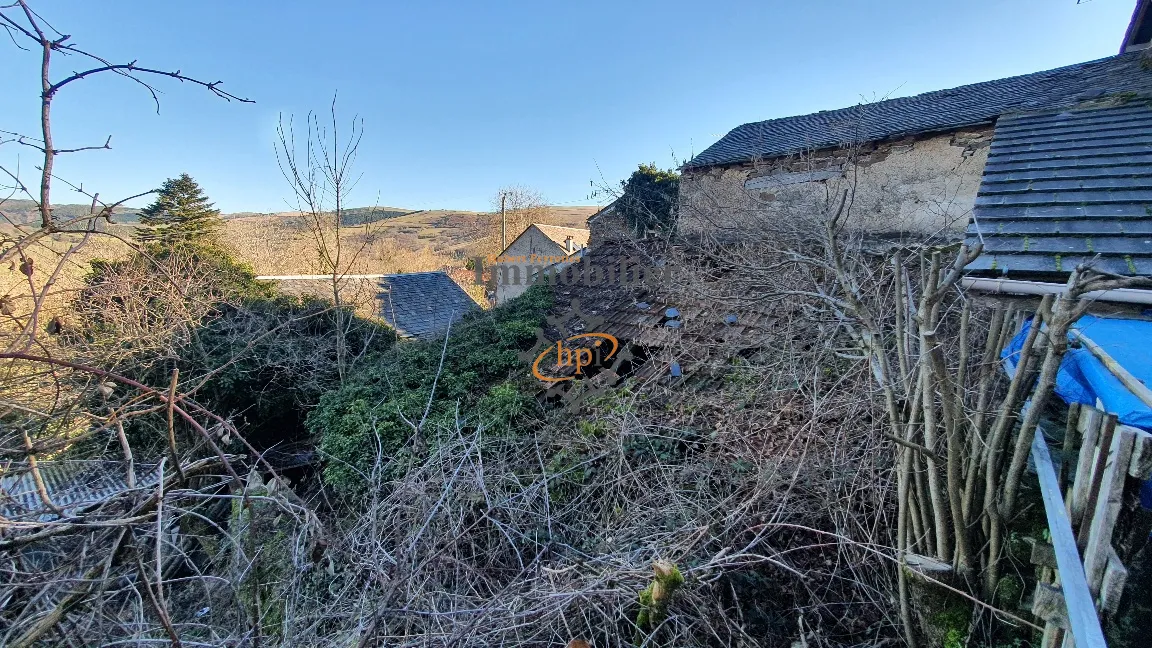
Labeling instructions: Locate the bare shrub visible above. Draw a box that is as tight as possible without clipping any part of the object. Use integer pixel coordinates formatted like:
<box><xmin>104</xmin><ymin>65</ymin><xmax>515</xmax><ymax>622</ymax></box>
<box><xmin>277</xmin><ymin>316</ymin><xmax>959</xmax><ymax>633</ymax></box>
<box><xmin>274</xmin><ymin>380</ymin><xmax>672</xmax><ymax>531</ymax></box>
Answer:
<box><xmin>468</xmin><ymin>185</ymin><xmax>554</xmax><ymax>256</ymax></box>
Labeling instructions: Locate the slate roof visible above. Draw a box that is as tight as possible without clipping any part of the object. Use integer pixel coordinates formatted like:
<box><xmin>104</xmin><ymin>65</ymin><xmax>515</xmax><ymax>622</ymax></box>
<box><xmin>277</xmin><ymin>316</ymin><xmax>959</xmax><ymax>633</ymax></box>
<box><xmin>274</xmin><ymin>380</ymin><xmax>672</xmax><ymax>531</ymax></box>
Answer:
<box><xmin>686</xmin><ymin>52</ymin><xmax>1152</xmax><ymax>169</ymax></box>
<box><xmin>533</xmin><ymin>224</ymin><xmax>590</xmax><ymax>250</ymax></box>
<box><xmin>380</xmin><ymin>271</ymin><xmax>480</xmax><ymax>340</ymax></box>
<box><xmin>964</xmin><ymin>101</ymin><xmax>1152</xmax><ymax>277</ymax></box>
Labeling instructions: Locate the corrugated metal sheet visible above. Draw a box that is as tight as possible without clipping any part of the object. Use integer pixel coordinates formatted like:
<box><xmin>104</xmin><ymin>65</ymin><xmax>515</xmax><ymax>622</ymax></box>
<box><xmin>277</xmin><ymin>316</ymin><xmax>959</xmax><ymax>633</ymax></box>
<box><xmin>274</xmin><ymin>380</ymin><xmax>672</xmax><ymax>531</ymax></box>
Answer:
<box><xmin>686</xmin><ymin>51</ymin><xmax>1152</xmax><ymax>169</ymax></box>
<box><xmin>1</xmin><ymin>460</ymin><xmax>162</xmax><ymax>522</ymax></box>
<box><xmin>965</xmin><ymin>102</ymin><xmax>1152</xmax><ymax>277</ymax></box>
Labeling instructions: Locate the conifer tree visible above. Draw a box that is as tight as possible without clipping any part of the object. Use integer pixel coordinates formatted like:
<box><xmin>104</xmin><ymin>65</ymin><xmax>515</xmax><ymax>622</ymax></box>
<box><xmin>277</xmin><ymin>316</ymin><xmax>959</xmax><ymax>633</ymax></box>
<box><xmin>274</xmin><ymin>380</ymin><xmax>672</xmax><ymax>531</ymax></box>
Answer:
<box><xmin>135</xmin><ymin>173</ymin><xmax>224</xmax><ymax>247</ymax></box>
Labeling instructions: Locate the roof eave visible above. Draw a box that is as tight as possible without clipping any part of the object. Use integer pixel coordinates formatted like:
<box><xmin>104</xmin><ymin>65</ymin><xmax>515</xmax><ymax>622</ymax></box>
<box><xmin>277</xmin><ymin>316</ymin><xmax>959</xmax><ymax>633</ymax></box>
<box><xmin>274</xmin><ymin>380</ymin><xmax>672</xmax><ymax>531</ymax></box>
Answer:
<box><xmin>683</xmin><ymin>119</ymin><xmax>998</xmax><ymax>171</ymax></box>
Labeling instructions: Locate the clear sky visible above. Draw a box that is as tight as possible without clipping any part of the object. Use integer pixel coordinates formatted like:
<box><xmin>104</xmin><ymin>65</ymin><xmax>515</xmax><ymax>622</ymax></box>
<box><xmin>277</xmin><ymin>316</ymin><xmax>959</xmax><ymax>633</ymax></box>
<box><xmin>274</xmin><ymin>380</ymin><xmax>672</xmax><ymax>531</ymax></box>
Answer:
<box><xmin>0</xmin><ymin>0</ymin><xmax>1140</xmax><ymax>214</ymax></box>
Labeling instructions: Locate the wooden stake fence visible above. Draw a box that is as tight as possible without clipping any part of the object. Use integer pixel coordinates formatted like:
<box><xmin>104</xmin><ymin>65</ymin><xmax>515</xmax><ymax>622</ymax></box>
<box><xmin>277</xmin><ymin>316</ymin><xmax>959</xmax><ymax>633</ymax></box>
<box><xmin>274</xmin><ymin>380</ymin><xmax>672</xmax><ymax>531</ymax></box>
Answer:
<box><xmin>1030</xmin><ymin>403</ymin><xmax>1152</xmax><ymax>647</ymax></box>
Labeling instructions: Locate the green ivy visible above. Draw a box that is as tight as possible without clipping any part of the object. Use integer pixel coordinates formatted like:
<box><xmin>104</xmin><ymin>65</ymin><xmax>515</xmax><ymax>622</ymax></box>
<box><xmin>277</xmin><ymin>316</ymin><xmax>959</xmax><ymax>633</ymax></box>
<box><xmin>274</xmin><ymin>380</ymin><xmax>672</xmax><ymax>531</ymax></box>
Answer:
<box><xmin>308</xmin><ymin>286</ymin><xmax>554</xmax><ymax>496</ymax></box>
<box><xmin>616</xmin><ymin>164</ymin><xmax>680</xmax><ymax>235</ymax></box>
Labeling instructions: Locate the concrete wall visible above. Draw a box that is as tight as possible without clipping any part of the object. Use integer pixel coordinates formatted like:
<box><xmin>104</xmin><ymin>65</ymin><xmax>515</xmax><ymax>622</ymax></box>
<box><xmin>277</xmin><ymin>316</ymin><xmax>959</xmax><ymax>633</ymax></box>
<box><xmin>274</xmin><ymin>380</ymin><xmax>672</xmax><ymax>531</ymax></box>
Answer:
<box><xmin>678</xmin><ymin>127</ymin><xmax>993</xmax><ymax>241</ymax></box>
<box><xmin>493</xmin><ymin>226</ymin><xmax>584</xmax><ymax>304</ymax></box>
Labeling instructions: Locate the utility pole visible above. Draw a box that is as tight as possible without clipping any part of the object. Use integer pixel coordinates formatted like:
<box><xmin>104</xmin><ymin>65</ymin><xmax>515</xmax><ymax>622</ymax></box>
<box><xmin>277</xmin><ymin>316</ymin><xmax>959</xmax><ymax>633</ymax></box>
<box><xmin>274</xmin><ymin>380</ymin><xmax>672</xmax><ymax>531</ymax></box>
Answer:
<box><xmin>500</xmin><ymin>192</ymin><xmax>507</xmax><ymax>251</ymax></box>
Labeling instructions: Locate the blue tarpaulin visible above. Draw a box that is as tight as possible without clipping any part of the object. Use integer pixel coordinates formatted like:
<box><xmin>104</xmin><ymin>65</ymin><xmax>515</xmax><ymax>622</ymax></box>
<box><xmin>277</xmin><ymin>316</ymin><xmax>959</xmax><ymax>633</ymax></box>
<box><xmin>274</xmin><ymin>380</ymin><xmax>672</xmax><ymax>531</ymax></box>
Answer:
<box><xmin>1003</xmin><ymin>314</ymin><xmax>1152</xmax><ymax>430</ymax></box>
<box><xmin>1003</xmin><ymin>313</ymin><xmax>1152</xmax><ymax>510</ymax></box>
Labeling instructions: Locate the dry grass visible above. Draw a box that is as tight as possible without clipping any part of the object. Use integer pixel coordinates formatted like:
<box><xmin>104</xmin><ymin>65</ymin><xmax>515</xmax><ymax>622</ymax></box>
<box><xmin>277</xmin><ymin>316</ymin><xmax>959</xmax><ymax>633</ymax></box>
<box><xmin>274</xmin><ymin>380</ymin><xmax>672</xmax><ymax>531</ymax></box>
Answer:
<box><xmin>0</xmin><ymin>225</ymin><xmax>134</xmax><ymax>325</ymax></box>
<box><xmin>0</xmin><ymin>229</ymin><xmax>898</xmax><ymax>648</ymax></box>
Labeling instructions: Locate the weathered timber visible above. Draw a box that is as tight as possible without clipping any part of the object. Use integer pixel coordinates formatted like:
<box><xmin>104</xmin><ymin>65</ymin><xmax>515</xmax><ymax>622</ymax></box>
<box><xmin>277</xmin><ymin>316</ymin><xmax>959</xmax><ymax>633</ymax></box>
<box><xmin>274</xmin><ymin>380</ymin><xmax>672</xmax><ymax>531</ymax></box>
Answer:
<box><xmin>1032</xmin><ymin>428</ymin><xmax>1108</xmax><ymax>648</ymax></box>
<box><xmin>1098</xmin><ymin>547</ymin><xmax>1129</xmax><ymax>615</ymax></box>
<box><xmin>1083</xmin><ymin>425</ymin><xmax>1136</xmax><ymax>597</ymax></box>
<box><xmin>1070</xmin><ymin>406</ymin><xmax>1103</xmax><ymax>526</ymax></box>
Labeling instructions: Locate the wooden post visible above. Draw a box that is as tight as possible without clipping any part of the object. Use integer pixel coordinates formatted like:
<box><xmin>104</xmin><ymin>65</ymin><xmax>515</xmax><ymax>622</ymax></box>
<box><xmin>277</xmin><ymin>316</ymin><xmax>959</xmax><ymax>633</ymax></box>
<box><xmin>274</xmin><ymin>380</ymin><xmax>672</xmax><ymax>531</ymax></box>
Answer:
<box><xmin>1077</xmin><ymin>414</ymin><xmax>1117</xmax><ymax>548</ymax></box>
<box><xmin>1070</xmin><ymin>407</ymin><xmax>1102</xmax><ymax>526</ymax></box>
<box><xmin>1083</xmin><ymin>425</ymin><xmax>1136</xmax><ymax>597</ymax></box>
<box><xmin>1031</xmin><ymin>428</ymin><xmax>1108</xmax><ymax>648</ymax></box>
<box><xmin>1098</xmin><ymin>548</ymin><xmax>1129</xmax><ymax>615</ymax></box>
<box><xmin>500</xmin><ymin>193</ymin><xmax>507</xmax><ymax>251</ymax></box>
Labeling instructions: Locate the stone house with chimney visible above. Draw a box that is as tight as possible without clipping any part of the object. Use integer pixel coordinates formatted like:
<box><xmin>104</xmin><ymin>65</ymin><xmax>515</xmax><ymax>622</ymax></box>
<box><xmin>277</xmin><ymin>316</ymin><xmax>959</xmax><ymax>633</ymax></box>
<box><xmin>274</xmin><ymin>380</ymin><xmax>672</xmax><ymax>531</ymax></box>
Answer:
<box><xmin>493</xmin><ymin>224</ymin><xmax>590</xmax><ymax>304</ymax></box>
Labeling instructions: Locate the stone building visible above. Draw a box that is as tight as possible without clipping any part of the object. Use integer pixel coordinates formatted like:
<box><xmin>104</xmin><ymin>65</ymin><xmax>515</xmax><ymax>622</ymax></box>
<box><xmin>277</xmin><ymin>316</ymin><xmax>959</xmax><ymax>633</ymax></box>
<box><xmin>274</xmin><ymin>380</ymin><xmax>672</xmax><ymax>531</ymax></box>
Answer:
<box><xmin>678</xmin><ymin>49</ymin><xmax>1152</xmax><ymax>243</ymax></box>
<box><xmin>492</xmin><ymin>224</ymin><xmax>590</xmax><ymax>304</ymax></box>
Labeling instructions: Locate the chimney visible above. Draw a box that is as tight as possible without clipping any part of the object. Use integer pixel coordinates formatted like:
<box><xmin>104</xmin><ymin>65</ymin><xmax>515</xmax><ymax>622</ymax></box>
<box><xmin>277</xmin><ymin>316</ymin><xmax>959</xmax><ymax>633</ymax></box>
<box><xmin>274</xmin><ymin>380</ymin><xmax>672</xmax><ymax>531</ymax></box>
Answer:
<box><xmin>565</xmin><ymin>235</ymin><xmax>574</xmax><ymax>254</ymax></box>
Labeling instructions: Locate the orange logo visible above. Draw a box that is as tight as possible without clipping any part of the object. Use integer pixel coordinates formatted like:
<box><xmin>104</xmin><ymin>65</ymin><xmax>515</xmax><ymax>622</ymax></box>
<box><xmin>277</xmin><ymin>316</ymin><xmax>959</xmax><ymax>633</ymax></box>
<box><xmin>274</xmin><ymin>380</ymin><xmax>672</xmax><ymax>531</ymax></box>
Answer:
<box><xmin>532</xmin><ymin>333</ymin><xmax>619</xmax><ymax>382</ymax></box>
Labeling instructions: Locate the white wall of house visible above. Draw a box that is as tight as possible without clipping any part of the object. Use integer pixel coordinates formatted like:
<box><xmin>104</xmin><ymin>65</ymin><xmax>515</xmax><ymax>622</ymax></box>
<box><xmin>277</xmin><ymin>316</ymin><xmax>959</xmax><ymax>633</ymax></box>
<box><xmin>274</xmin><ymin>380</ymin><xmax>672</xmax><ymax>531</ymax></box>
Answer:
<box><xmin>678</xmin><ymin>127</ymin><xmax>993</xmax><ymax>240</ymax></box>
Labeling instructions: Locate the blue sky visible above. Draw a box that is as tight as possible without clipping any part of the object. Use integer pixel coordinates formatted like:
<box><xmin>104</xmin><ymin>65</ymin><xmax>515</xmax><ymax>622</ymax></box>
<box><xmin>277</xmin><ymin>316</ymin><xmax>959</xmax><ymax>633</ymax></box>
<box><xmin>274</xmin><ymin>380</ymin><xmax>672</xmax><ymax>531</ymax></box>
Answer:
<box><xmin>0</xmin><ymin>0</ymin><xmax>1139</xmax><ymax>214</ymax></box>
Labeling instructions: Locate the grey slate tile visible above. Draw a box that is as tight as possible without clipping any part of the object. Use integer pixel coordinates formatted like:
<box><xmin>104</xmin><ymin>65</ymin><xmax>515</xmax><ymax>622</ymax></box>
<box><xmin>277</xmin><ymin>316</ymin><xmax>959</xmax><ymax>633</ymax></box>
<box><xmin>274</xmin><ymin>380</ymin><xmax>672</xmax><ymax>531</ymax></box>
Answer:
<box><xmin>686</xmin><ymin>52</ymin><xmax>1152</xmax><ymax>169</ymax></box>
<box><xmin>966</xmin><ymin>103</ymin><xmax>1152</xmax><ymax>278</ymax></box>
<box><xmin>379</xmin><ymin>271</ymin><xmax>480</xmax><ymax>340</ymax></box>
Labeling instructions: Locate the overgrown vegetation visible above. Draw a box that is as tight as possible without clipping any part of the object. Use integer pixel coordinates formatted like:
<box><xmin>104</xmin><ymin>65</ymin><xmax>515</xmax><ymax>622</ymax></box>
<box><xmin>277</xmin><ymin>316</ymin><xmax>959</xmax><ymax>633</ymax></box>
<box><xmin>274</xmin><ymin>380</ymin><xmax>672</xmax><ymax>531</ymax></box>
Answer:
<box><xmin>616</xmin><ymin>164</ymin><xmax>680</xmax><ymax>235</ymax></box>
<box><xmin>309</xmin><ymin>285</ymin><xmax>552</xmax><ymax>494</ymax></box>
<box><xmin>74</xmin><ymin>242</ymin><xmax>395</xmax><ymax>453</ymax></box>
<box><xmin>8</xmin><ymin>2</ymin><xmax>1148</xmax><ymax>646</ymax></box>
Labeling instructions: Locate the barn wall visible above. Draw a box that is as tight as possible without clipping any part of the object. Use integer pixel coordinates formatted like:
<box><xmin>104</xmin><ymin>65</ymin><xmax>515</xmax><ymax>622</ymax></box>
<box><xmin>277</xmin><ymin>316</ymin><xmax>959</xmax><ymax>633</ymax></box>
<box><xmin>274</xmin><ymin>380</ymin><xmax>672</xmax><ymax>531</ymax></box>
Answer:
<box><xmin>677</xmin><ymin>127</ymin><xmax>994</xmax><ymax>240</ymax></box>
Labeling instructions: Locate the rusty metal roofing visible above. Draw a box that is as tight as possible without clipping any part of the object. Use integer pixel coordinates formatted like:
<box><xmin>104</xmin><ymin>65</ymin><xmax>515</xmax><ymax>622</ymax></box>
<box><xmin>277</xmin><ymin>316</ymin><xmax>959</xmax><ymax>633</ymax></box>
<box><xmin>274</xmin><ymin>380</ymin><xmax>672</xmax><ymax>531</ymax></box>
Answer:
<box><xmin>686</xmin><ymin>52</ymin><xmax>1152</xmax><ymax>169</ymax></box>
<box><xmin>965</xmin><ymin>101</ymin><xmax>1152</xmax><ymax>277</ymax></box>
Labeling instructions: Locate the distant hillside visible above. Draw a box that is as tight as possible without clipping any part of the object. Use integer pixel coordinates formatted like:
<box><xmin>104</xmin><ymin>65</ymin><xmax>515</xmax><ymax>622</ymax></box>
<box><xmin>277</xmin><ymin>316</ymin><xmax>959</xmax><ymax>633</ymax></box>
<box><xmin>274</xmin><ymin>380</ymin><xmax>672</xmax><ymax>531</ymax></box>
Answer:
<box><xmin>0</xmin><ymin>200</ymin><xmax>421</xmax><ymax>226</ymax></box>
<box><xmin>3</xmin><ymin>198</ymin><xmax>600</xmax><ymax>230</ymax></box>
<box><xmin>1</xmin><ymin>199</ymin><xmax>142</xmax><ymax>224</ymax></box>
<box><xmin>340</xmin><ymin>206</ymin><xmax>418</xmax><ymax>225</ymax></box>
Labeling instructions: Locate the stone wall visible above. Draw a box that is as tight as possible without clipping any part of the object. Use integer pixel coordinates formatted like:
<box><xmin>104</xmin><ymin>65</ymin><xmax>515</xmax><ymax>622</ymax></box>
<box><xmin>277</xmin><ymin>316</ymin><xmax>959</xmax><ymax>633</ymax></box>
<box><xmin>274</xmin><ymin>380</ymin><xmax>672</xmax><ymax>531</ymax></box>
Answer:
<box><xmin>588</xmin><ymin>202</ymin><xmax>632</xmax><ymax>248</ymax></box>
<box><xmin>677</xmin><ymin>127</ymin><xmax>993</xmax><ymax>241</ymax></box>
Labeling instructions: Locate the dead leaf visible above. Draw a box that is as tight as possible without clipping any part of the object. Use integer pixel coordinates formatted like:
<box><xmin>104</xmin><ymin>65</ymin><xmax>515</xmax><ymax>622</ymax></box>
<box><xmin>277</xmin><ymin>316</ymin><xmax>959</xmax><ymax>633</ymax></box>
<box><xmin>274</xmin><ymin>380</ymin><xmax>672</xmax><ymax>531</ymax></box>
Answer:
<box><xmin>18</xmin><ymin>257</ymin><xmax>33</xmax><ymax>277</ymax></box>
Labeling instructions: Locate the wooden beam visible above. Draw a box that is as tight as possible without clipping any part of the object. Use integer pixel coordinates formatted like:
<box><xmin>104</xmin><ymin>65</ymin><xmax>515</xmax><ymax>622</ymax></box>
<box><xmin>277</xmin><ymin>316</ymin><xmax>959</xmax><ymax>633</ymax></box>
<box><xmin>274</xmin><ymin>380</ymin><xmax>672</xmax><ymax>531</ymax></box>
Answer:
<box><xmin>1032</xmin><ymin>428</ymin><xmax>1108</xmax><ymax>648</ymax></box>
<box><xmin>1071</xmin><ymin>329</ymin><xmax>1152</xmax><ymax>410</ymax></box>
<box><xmin>744</xmin><ymin>169</ymin><xmax>841</xmax><ymax>190</ymax></box>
